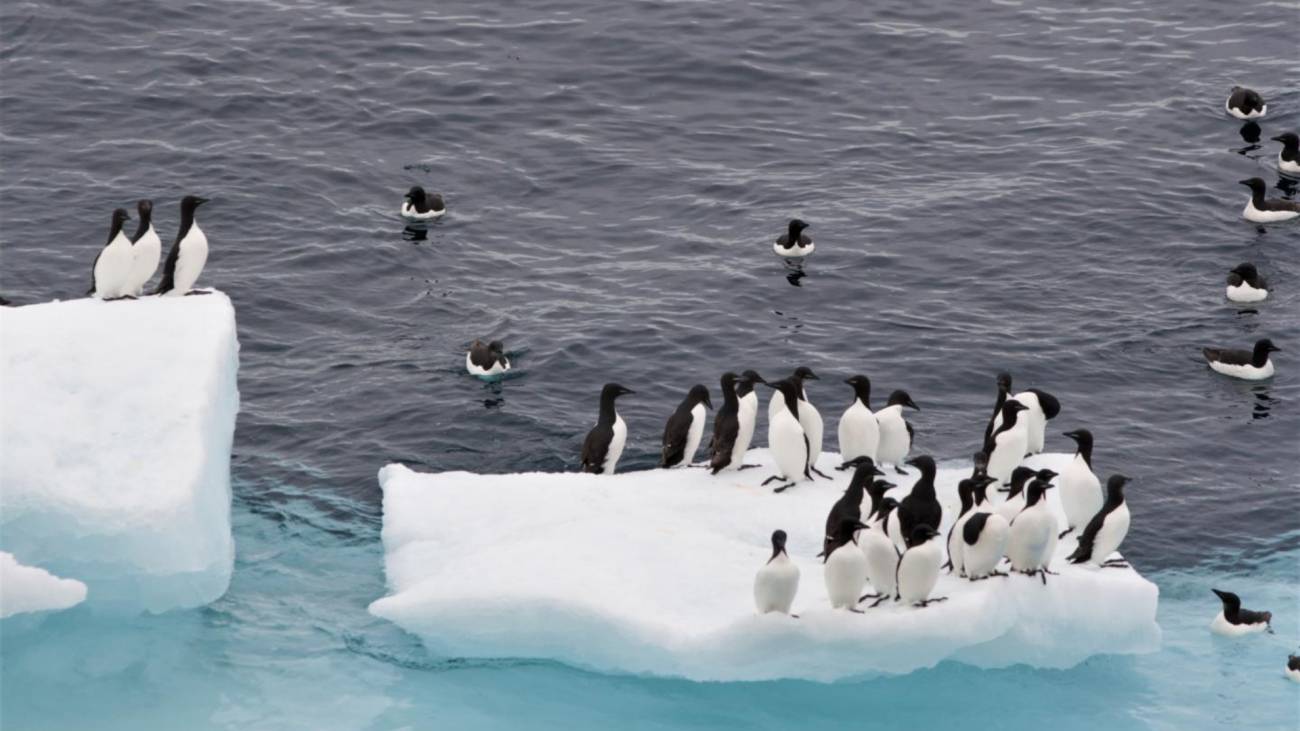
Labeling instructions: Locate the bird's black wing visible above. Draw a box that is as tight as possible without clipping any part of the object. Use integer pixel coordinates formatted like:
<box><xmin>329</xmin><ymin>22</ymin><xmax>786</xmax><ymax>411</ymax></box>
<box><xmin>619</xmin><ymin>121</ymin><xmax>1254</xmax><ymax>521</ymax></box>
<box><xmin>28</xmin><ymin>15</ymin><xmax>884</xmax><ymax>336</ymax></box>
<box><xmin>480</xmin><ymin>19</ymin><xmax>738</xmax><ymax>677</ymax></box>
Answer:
<box><xmin>660</xmin><ymin>409</ymin><xmax>691</xmax><ymax>467</ymax></box>
<box><xmin>580</xmin><ymin>425</ymin><xmax>611</xmax><ymax>474</ymax></box>
<box><xmin>1204</xmin><ymin>347</ymin><xmax>1251</xmax><ymax>366</ymax></box>
<box><xmin>1027</xmin><ymin>389</ymin><xmax>1061</xmax><ymax>419</ymax></box>
<box><xmin>1067</xmin><ymin>508</ymin><xmax>1107</xmax><ymax>563</ymax></box>
<box><xmin>155</xmin><ymin>240</ymin><xmax>181</xmax><ymax>295</ymax></box>
<box><xmin>709</xmin><ymin>412</ymin><xmax>740</xmax><ymax>474</ymax></box>
<box><xmin>963</xmin><ymin>512</ymin><xmax>990</xmax><ymax>546</ymax></box>
<box><xmin>88</xmin><ymin>247</ymin><xmax>103</xmax><ymax>296</ymax></box>
<box><xmin>1237</xmin><ymin>607</ymin><xmax>1272</xmax><ymax>626</ymax></box>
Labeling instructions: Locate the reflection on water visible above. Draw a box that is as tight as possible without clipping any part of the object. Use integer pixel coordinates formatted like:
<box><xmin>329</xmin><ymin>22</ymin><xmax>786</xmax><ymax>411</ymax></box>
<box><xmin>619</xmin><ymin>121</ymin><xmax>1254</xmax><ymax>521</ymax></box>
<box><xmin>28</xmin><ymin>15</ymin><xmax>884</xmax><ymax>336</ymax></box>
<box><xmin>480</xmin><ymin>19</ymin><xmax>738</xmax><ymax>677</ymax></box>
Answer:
<box><xmin>1251</xmin><ymin>385</ymin><xmax>1275</xmax><ymax>420</ymax></box>
<box><xmin>782</xmin><ymin>259</ymin><xmax>807</xmax><ymax>287</ymax></box>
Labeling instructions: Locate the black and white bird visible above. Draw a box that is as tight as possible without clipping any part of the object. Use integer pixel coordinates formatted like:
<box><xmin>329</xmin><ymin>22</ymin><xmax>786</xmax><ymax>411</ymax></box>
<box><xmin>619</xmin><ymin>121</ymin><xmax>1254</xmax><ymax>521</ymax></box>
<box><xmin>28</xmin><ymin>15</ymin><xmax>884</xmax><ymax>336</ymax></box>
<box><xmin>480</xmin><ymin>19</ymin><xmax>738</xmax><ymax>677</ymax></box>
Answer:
<box><xmin>994</xmin><ymin>466</ymin><xmax>1040</xmax><ymax>522</ymax></box>
<box><xmin>982</xmin><ymin>372</ymin><xmax>1013</xmax><ymax>446</ymax></box>
<box><xmin>733</xmin><ymin>370</ymin><xmax>765</xmax><ymax>461</ymax></box>
<box><xmin>1006</xmin><ymin>477</ymin><xmax>1058</xmax><ymax>584</ymax></box>
<box><xmin>985</xmin><ymin>400</ymin><xmax>1029</xmax><ymax>487</ymax></box>
<box><xmin>1059</xmin><ymin>429</ymin><xmax>1102</xmax><ymax>537</ymax></box>
<box><xmin>1226</xmin><ymin>263</ymin><xmax>1269</xmax><ymax>303</ymax></box>
<box><xmin>874</xmin><ymin>390</ymin><xmax>919</xmax><ymax>474</ymax></box>
<box><xmin>401</xmin><ymin>186</ymin><xmax>446</xmax><ymax>220</ymax></box>
<box><xmin>1203</xmin><ymin>338</ymin><xmax>1279</xmax><ymax>380</ymax></box>
<box><xmin>709</xmin><ymin>372</ymin><xmax>744</xmax><ymax>473</ymax></box>
<box><xmin>837</xmin><ymin>375</ymin><xmax>880</xmax><ymax>467</ymax></box>
<box><xmin>861</xmin><ymin>497</ymin><xmax>901</xmax><ymax>606</ymax></box>
<box><xmin>962</xmin><ymin>510</ymin><xmax>1011</xmax><ymax>581</ymax></box>
<box><xmin>773</xmin><ymin>219</ymin><xmax>813</xmax><ymax>257</ymax></box>
<box><xmin>465</xmin><ymin>339</ymin><xmax>510</xmax><ymax>378</ymax></box>
<box><xmin>124</xmin><ymin>199</ymin><xmax>161</xmax><ymax>296</ymax></box>
<box><xmin>1067</xmin><ymin>474</ymin><xmax>1131</xmax><ymax>567</ymax></box>
<box><xmin>660</xmin><ymin>384</ymin><xmax>712</xmax><ymax>468</ymax></box>
<box><xmin>889</xmin><ymin>455</ymin><xmax>941</xmax><ymax>554</ymax></box>
<box><xmin>987</xmin><ymin>374</ymin><xmax>1061</xmax><ymax>456</ymax></box>
<box><xmin>1239</xmin><ymin>177</ymin><xmax>1300</xmax><ymax>223</ymax></box>
<box><xmin>768</xmin><ymin>367</ymin><xmax>829</xmax><ymax>478</ymax></box>
<box><xmin>753</xmin><ymin>529</ymin><xmax>800</xmax><ymax>615</ymax></box>
<box><xmin>896</xmin><ymin>525</ymin><xmax>945</xmax><ymax>608</ymax></box>
<box><xmin>1210</xmin><ymin>589</ymin><xmax>1273</xmax><ymax>636</ymax></box>
<box><xmin>1273</xmin><ymin>132</ymin><xmax>1300</xmax><ymax>176</ymax></box>
<box><xmin>579</xmin><ymin>383</ymin><xmax>633</xmax><ymax>474</ymax></box>
<box><xmin>947</xmin><ymin>476</ymin><xmax>995</xmax><ymax>576</ymax></box>
<box><xmin>822</xmin><ymin>457</ymin><xmax>883</xmax><ymax>556</ymax></box>
<box><xmin>1286</xmin><ymin>653</ymin><xmax>1300</xmax><ymax>683</ymax></box>
<box><xmin>156</xmin><ymin>195</ymin><xmax>211</xmax><ymax>296</ymax></box>
<box><xmin>761</xmin><ymin>379</ymin><xmax>811</xmax><ymax>492</ymax></box>
<box><xmin>1225</xmin><ymin>86</ymin><xmax>1266</xmax><ymax>120</ymax></box>
<box><xmin>822</xmin><ymin>517</ymin><xmax>869</xmax><ymax>611</ymax></box>
<box><xmin>89</xmin><ymin>208</ymin><xmax>134</xmax><ymax>300</ymax></box>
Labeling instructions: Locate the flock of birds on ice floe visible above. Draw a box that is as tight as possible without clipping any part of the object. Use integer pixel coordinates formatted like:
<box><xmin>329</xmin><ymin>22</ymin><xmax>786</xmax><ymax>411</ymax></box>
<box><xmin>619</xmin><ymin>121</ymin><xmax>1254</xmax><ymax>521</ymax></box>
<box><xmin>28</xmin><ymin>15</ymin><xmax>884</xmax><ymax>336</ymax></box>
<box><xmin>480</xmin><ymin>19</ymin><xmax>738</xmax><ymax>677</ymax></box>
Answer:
<box><xmin>4</xmin><ymin>87</ymin><xmax>1296</xmax><ymax>682</ymax></box>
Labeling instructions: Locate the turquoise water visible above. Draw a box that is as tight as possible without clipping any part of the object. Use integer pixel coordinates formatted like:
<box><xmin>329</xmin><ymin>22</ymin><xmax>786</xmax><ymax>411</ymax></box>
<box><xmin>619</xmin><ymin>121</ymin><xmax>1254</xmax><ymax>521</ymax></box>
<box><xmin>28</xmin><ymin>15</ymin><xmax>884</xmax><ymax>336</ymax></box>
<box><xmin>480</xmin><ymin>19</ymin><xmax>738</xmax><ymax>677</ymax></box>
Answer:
<box><xmin>3</xmin><ymin>481</ymin><xmax>1296</xmax><ymax>730</ymax></box>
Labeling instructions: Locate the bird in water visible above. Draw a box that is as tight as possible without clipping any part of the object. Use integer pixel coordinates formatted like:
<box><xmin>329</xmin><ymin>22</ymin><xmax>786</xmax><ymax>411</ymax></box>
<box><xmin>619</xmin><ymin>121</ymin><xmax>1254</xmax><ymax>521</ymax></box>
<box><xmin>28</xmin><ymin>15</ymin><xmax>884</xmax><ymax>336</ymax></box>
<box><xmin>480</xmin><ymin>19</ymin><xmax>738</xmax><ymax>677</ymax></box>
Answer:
<box><xmin>773</xmin><ymin>219</ymin><xmax>813</xmax><ymax>257</ymax></box>
<box><xmin>401</xmin><ymin>186</ymin><xmax>446</xmax><ymax>220</ymax></box>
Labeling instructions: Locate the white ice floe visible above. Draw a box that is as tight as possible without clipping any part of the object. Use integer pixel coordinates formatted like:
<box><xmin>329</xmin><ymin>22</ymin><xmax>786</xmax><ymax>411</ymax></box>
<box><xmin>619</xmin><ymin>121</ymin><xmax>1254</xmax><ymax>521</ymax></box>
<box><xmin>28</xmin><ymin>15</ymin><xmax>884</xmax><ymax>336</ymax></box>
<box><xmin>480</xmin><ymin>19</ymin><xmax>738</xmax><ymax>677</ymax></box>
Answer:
<box><xmin>0</xmin><ymin>551</ymin><xmax>87</xmax><ymax>619</ymax></box>
<box><xmin>0</xmin><ymin>292</ymin><xmax>240</xmax><ymax>613</ymax></box>
<box><xmin>369</xmin><ymin>450</ymin><xmax>1161</xmax><ymax>682</ymax></box>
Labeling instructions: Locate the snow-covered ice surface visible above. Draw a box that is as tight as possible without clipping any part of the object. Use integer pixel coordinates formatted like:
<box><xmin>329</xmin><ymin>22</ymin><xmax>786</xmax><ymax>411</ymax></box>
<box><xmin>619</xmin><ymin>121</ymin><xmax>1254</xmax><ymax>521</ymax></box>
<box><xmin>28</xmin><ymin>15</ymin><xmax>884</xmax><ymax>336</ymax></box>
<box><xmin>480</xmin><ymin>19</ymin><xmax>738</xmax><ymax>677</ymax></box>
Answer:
<box><xmin>0</xmin><ymin>551</ymin><xmax>87</xmax><ymax>619</ymax></box>
<box><xmin>0</xmin><ymin>293</ymin><xmax>239</xmax><ymax>614</ymax></box>
<box><xmin>370</xmin><ymin>450</ymin><xmax>1160</xmax><ymax>682</ymax></box>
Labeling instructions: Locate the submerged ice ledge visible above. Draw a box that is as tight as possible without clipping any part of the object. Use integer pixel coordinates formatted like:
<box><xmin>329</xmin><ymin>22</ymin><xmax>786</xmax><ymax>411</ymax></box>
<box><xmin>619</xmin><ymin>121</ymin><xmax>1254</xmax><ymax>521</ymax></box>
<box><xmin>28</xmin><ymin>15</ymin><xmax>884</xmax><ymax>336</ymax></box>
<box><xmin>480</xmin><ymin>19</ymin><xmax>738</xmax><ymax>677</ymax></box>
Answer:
<box><xmin>0</xmin><ymin>292</ymin><xmax>239</xmax><ymax>614</ymax></box>
<box><xmin>369</xmin><ymin>450</ymin><xmax>1160</xmax><ymax>682</ymax></box>
<box><xmin>0</xmin><ymin>551</ymin><xmax>87</xmax><ymax>619</ymax></box>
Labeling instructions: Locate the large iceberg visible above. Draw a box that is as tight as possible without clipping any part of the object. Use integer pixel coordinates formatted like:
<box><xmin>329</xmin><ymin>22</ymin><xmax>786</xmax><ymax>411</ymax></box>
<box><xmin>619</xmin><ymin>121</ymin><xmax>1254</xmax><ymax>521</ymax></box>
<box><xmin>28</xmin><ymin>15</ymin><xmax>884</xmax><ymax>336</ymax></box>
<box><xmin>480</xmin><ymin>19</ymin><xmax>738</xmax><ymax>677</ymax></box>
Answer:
<box><xmin>0</xmin><ymin>551</ymin><xmax>87</xmax><ymax>619</ymax></box>
<box><xmin>0</xmin><ymin>293</ymin><xmax>239</xmax><ymax>614</ymax></box>
<box><xmin>370</xmin><ymin>450</ymin><xmax>1160</xmax><ymax>682</ymax></box>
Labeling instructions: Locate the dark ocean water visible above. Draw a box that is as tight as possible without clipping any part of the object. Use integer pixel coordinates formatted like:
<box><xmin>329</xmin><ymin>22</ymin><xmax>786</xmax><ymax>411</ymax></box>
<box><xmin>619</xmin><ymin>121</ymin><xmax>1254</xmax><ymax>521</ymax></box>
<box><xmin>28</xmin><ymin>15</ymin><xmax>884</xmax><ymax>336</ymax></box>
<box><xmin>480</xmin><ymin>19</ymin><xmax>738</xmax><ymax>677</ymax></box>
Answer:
<box><xmin>2</xmin><ymin>1</ymin><xmax>1298</xmax><ymax>728</ymax></box>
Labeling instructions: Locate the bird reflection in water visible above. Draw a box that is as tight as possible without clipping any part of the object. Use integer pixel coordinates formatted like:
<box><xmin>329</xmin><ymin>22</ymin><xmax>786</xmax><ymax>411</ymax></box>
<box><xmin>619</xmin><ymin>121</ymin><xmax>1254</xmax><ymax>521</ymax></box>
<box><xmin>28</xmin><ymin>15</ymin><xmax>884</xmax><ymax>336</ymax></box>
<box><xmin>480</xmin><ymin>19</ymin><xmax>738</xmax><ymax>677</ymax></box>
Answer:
<box><xmin>403</xmin><ymin>224</ymin><xmax>429</xmax><ymax>243</ymax></box>
<box><xmin>1250</xmin><ymin>386</ymin><xmax>1274</xmax><ymax>420</ymax></box>
<box><xmin>1235</xmin><ymin>122</ymin><xmax>1262</xmax><ymax>155</ymax></box>
<box><xmin>783</xmin><ymin>259</ymin><xmax>807</xmax><ymax>287</ymax></box>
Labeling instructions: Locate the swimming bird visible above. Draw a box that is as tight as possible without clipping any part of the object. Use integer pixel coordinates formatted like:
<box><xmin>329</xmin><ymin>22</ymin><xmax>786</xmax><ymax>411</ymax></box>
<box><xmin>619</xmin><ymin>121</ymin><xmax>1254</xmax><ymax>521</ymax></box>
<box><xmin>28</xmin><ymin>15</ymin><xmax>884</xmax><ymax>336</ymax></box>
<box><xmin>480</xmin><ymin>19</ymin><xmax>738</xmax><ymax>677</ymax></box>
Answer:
<box><xmin>1203</xmin><ymin>338</ymin><xmax>1279</xmax><ymax>380</ymax></box>
<box><xmin>1239</xmin><ymin>178</ymin><xmax>1300</xmax><ymax>223</ymax></box>
<box><xmin>401</xmin><ymin>186</ymin><xmax>446</xmax><ymax>220</ymax></box>
<box><xmin>1059</xmin><ymin>429</ymin><xmax>1103</xmax><ymax>538</ymax></box>
<box><xmin>660</xmin><ymin>384</ymin><xmax>712</xmax><ymax>468</ymax></box>
<box><xmin>985</xmin><ymin>400</ymin><xmax>1029</xmax><ymax>487</ymax></box>
<box><xmin>875</xmin><ymin>390</ymin><xmax>919</xmax><ymax>474</ymax></box>
<box><xmin>823</xmin><ymin>457</ymin><xmax>883</xmax><ymax>556</ymax></box>
<box><xmin>1006</xmin><ymin>478</ymin><xmax>1058</xmax><ymax>584</ymax></box>
<box><xmin>860</xmin><ymin>497</ymin><xmax>901</xmax><ymax>605</ymax></box>
<box><xmin>1287</xmin><ymin>654</ymin><xmax>1300</xmax><ymax>683</ymax></box>
<box><xmin>761</xmin><ymin>379</ymin><xmax>811</xmax><ymax>492</ymax></box>
<box><xmin>837</xmin><ymin>375</ymin><xmax>880</xmax><ymax>468</ymax></box>
<box><xmin>579</xmin><ymin>383</ymin><xmax>633</xmax><ymax>474</ymax></box>
<box><xmin>124</xmin><ymin>199</ymin><xmax>160</xmax><ymax>296</ymax></box>
<box><xmin>773</xmin><ymin>219</ymin><xmax>813</xmax><ymax>257</ymax></box>
<box><xmin>1067</xmin><ymin>475</ymin><xmax>1131</xmax><ymax>567</ymax></box>
<box><xmin>994</xmin><ymin>466</ymin><xmax>1039</xmax><ymax>521</ymax></box>
<box><xmin>465</xmin><ymin>339</ymin><xmax>510</xmax><ymax>378</ymax></box>
<box><xmin>1225</xmin><ymin>86</ymin><xmax>1266</xmax><ymax>120</ymax></box>
<box><xmin>156</xmin><ymin>195</ymin><xmax>210</xmax><ymax>296</ymax></box>
<box><xmin>890</xmin><ymin>455</ymin><xmax>941</xmax><ymax>554</ymax></box>
<box><xmin>962</xmin><ymin>511</ymin><xmax>1011</xmax><ymax>581</ymax></box>
<box><xmin>1273</xmin><ymin>132</ymin><xmax>1300</xmax><ymax>175</ymax></box>
<box><xmin>823</xmin><ymin>517</ymin><xmax>869</xmax><ymax>611</ymax></box>
<box><xmin>1226</xmin><ymin>263</ymin><xmax>1269</xmax><ymax>303</ymax></box>
<box><xmin>1210</xmin><ymin>589</ymin><xmax>1273</xmax><ymax>636</ymax></box>
<box><xmin>89</xmin><ymin>208</ymin><xmax>134</xmax><ymax>300</ymax></box>
<box><xmin>753</xmin><ymin>529</ymin><xmax>800</xmax><ymax>615</ymax></box>
<box><xmin>896</xmin><ymin>525</ymin><xmax>945</xmax><ymax>608</ymax></box>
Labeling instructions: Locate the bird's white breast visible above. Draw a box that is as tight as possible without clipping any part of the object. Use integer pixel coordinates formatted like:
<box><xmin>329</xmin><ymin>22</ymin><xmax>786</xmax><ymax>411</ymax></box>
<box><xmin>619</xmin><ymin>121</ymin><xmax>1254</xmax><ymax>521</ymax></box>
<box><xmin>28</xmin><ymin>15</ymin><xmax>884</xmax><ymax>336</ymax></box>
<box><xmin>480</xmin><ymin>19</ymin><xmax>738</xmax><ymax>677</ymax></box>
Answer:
<box><xmin>861</xmin><ymin>528</ymin><xmax>899</xmax><ymax>595</ymax></box>
<box><xmin>773</xmin><ymin>241</ymin><xmax>814</xmax><ymax>257</ymax></box>
<box><xmin>1225</xmin><ymin>100</ymin><xmax>1266</xmax><ymax>119</ymax></box>
<box><xmin>799</xmin><ymin>398</ymin><xmax>823</xmax><ymax>466</ymax></box>
<box><xmin>986</xmin><ymin>424</ymin><xmax>1028</xmax><ymax>484</ymax></box>
<box><xmin>168</xmin><ymin>224</ymin><xmax>209</xmax><ymax>295</ymax></box>
<box><xmin>1087</xmin><ymin>504</ymin><xmax>1131</xmax><ymax>565</ymax></box>
<box><xmin>1210</xmin><ymin>612</ymin><xmax>1269</xmax><ymax>636</ymax></box>
<box><xmin>1060</xmin><ymin>453</ymin><xmax>1102</xmax><ymax>530</ymax></box>
<box><xmin>1007</xmin><ymin>504</ymin><xmax>1055</xmax><ymax>570</ymax></box>
<box><xmin>682</xmin><ymin>403</ymin><xmax>707</xmax><ymax>465</ymax></box>
<box><xmin>465</xmin><ymin>352</ymin><xmax>510</xmax><ymax>377</ymax></box>
<box><xmin>401</xmin><ymin>202</ymin><xmax>445</xmax><ymax>220</ymax></box>
<box><xmin>604</xmin><ymin>415</ymin><xmax>627</xmax><ymax>473</ymax></box>
<box><xmin>753</xmin><ymin>553</ymin><xmax>800</xmax><ymax>614</ymax></box>
<box><xmin>963</xmin><ymin>512</ymin><xmax>1010</xmax><ymax>578</ymax></box>
<box><xmin>897</xmin><ymin>539</ymin><xmax>941</xmax><ymax>604</ymax></box>
<box><xmin>1226</xmin><ymin>282</ymin><xmax>1268</xmax><ymax>303</ymax></box>
<box><xmin>94</xmin><ymin>232</ymin><xmax>135</xmax><ymax>299</ymax></box>
<box><xmin>823</xmin><ymin>542</ymin><xmax>867</xmax><ymax>609</ymax></box>
<box><xmin>1243</xmin><ymin>199</ymin><xmax>1298</xmax><ymax>223</ymax></box>
<box><xmin>874</xmin><ymin>405</ymin><xmax>908</xmax><ymax>464</ymax></box>
<box><xmin>838</xmin><ymin>401</ymin><xmax>880</xmax><ymax>461</ymax></box>
<box><xmin>768</xmin><ymin>409</ymin><xmax>807</xmax><ymax>480</ymax></box>
<box><xmin>1208</xmin><ymin>359</ymin><xmax>1274</xmax><ymax>380</ymax></box>
<box><xmin>127</xmin><ymin>225</ymin><xmax>161</xmax><ymax>296</ymax></box>
<box><xmin>1279</xmin><ymin>154</ymin><xmax>1300</xmax><ymax>176</ymax></box>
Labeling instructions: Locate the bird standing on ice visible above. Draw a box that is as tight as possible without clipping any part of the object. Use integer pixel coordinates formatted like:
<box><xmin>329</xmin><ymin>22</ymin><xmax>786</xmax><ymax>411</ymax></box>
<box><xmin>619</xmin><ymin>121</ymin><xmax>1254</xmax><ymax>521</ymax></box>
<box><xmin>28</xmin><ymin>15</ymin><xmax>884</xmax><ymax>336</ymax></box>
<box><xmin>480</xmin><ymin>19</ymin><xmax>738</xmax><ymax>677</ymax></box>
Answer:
<box><xmin>861</xmin><ymin>497</ymin><xmax>901</xmax><ymax>605</ymax></box>
<box><xmin>124</xmin><ymin>199</ymin><xmax>161</xmax><ymax>296</ymax></box>
<box><xmin>962</xmin><ymin>511</ymin><xmax>1010</xmax><ymax>581</ymax></box>
<box><xmin>1059</xmin><ymin>429</ymin><xmax>1102</xmax><ymax>537</ymax></box>
<box><xmin>947</xmin><ymin>477</ymin><xmax>994</xmax><ymax>576</ymax></box>
<box><xmin>580</xmin><ymin>383</ymin><xmax>633</xmax><ymax>474</ymax></box>
<box><xmin>660</xmin><ymin>384</ymin><xmax>712</xmax><ymax>468</ymax></box>
<box><xmin>753</xmin><ymin>529</ymin><xmax>800</xmax><ymax>615</ymax></box>
<box><xmin>89</xmin><ymin>208</ymin><xmax>134</xmax><ymax>300</ymax></box>
<box><xmin>769</xmin><ymin>367</ymin><xmax>829</xmax><ymax>479</ymax></box>
<box><xmin>1067</xmin><ymin>474</ymin><xmax>1131</xmax><ymax>567</ymax></box>
<box><xmin>1210</xmin><ymin>589</ymin><xmax>1272</xmax><ymax>636</ymax></box>
<box><xmin>890</xmin><ymin>455</ymin><xmax>942</xmax><ymax>554</ymax></box>
<box><xmin>465</xmin><ymin>339</ymin><xmax>510</xmax><ymax>378</ymax></box>
<box><xmin>1202</xmin><ymin>338</ymin><xmax>1279</xmax><ymax>380</ymax></box>
<box><xmin>988</xmin><ymin>380</ymin><xmax>1060</xmax><ymax>456</ymax></box>
<box><xmin>837</xmin><ymin>375</ymin><xmax>880</xmax><ymax>467</ymax></box>
<box><xmin>1225</xmin><ymin>86</ymin><xmax>1266</xmax><ymax>120</ymax></box>
<box><xmin>822</xmin><ymin>457</ymin><xmax>883</xmax><ymax>556</ymax></box>
<box><xmin>773</xmin><ymin>219</ymin><xmax>813</xmax><ymax>257</ymax></box>
<box><xmin>709</xmin><ymin>373</ymin><xmax>743</xmax><ymax>473</ymax></box>
<box><xmin>1006</xmin><ymin>478</ymin><xmax>1058</xmax><ymax>584</ymax></box>
<box><xmin>761</xmin><ymin>379</ymin><xmax>811</xmax><ymax>492</ymax></box>
<box><xmin>994</xmin><ymin>466</ymin><xmax>1039</xmax><ymax>522</ymax></box>
<box><xmin>156</xmin><ymin>195</ymin><xmax>211</xmax><ymax>296</ymax></box>
<box><xmin>874</xmin><ymin>390</ymin><xmax>919</xmax><ymax>474</ymax></box>
<box><xmin>822</xmin><ymin>517</ymin><xmax>869</xmax><ymax>611</ymax></box>
<box><xmin>896</xmin><ymin>525</ymin><xmax>945</xmax><ymax>607</ymax></box>
<box><xmin>1225</xmin><ymin>263</ymin><xmax>1269</xmax><ymax>303</ymax></box>
<box><xmin>985</xmin><ymin>400</ymin><xmax>1029</xmax><ymax>487</ymax></box>
<box><xmin>1273</xmin><ymin>132</ymin><xmax>1300</xmax><ymax>175</ymax></box>
<box><xmin>1238</xmin><ymin>178</ymin><xmax>1300</xmax><ymax>223</ymax></box>
<box><xmin>401</xmin><ymin>186</ymin><xmax>446</xmax><ymax>220</ymax></box>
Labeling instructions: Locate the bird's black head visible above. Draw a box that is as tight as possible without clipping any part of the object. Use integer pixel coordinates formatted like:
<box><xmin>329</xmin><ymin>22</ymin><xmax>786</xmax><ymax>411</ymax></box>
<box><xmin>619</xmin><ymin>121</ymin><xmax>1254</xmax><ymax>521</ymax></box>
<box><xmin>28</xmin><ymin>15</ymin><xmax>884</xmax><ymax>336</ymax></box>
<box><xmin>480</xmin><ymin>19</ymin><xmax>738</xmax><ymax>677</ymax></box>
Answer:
<box><xmin>792</xmin><ymin>366</ymin><xmax>818</xmax><ymax>383</ymax></box>
<box><xmin>905</xmin><ymin>455</ymin><xmax>935</xmax><ymax>474</ymax></box>
<box><xmin>996</xmin><ymin>372</ymin><xmax>1013</xmax><ymax>391</ymax></box>
<box><xmin>1009</xmin><ymin>466</ymin><xmax>1037</xmax><ymax>493</ymax></box>
<box><xmin>180</xmin><ymin>195</ymin><xmax>209</xmax><ymax>214</ymax></box>
<box><xmin>110</xmin><ymin>207</ymin><xmax>131</xmax><ymax>229</ymax></box>
<box><xmin>488</xmin><ymin>340</ymin><xmax>506</xmax><ymax>355</ymax></box>
<box><xmin>1211</xmin><ymin>589</ymin><xmax>1240</xmax><ymax>611</ymax></box>
<box><xmin>602</xmin><ymin>383</ymin><xmax>634</xmax><ymax>400</ymax></box>
<box><xmin>1255</xmin><ymin>338</ymin><xmax>1280</xmax><ymax>354</ymax></box>
<box><xmin>1271</xmin><ymin>132</ymin><xmax>1299</xmax><ymax>148</ymax></box>
<box><xmin>720</xmin><ymin>372</ymin><xmax>739</xmax><ymax>390</ymax></box>
<box><xmin>788</xmin><ymin>219</ymin><xmax>809</xmax><ymax>235</ymax></box>
<box><xmin>1005</xmin><ymin>400</ymin><xmax>1029</xmax><ymax>414</ymax></box>
<box><xmin>972</xmin><ymin>451</ymin><xmax>989</xmax><ymax>472</ymax></box>
<box><xmin>1035</xmin><ymin>468</ymin><xmax>1058</xmax><ymax>483</ymax></box>
<box><xmin>1062</xmin><ymin>429</ymin><xmax>1093</xmax><ymax>447</ymax></box>
<box><xmin>136</xmin><ymin>199</ymin><xmax>153</xmax><ymax>218</ymax></box>
<box><xmin>887</xmin><ymin>390</ymin><xmax>919</xmax><ymax>410</ymax></box>
<box><xmin>844</xmin><ymin>456</ymin><xmax>884</xmax><ymax>477</ymax></box>
<box><xmin>1230</xmin><ymin>263</ymin><xmax>1259</xmax><ymax>280</ymax></box>
<box><xmin>1238</xmin><ymin>177</ymin><xmax>1267</xmax><ymax>196</ymax></box>
<box><xmin>740</xmin><ymin>370</ymin><xmax>766</xmax><ymax>386</ymax></box>
<box><xmin>406</xmin><ymin>185</ymin><xmax>426</xmax><ymax>202</ymax></box>
<box><xmin>907</xmin><ymin>524</ymin><xmax>939</xmax><ymax>547</ymax></box>
<box><xmin>687</xmin><ymin>384</ymin><xmax>713</xmax><ymax>410</ymax></box>
<box><xmin>1025</xmin><ymin>479</ymin><xmax>1051</xmax><ymax>505</ymax></box>
<box><xmin>770</xmin><ymin>529</ymin><xmax>788</xmax><ymax>557</ymax></box>
<box><xmin>1107</xmin><ymin>474</ymin><xmax>1129</xmax><ymax>496</ymax></box>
